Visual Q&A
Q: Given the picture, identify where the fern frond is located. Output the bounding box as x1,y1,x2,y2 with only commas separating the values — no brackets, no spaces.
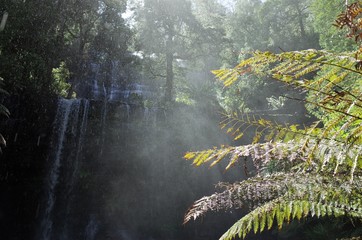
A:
185,140,307,173
186,137,362,179
191,22,362,238
184,173,297,224
0,104,10,117
0,77,9,118
216,49,362,102
221,112,320,144
219,198,362,240
185,171,362,240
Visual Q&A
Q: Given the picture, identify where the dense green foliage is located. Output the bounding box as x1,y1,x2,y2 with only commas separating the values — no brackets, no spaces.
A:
4,0,362,239
310,0,356,51
217,0,320,114
0,0,132,98
133,0,230,105
184,2,362,239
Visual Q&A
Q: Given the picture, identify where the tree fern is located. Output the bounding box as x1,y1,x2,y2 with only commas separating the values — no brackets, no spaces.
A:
184,3,362,239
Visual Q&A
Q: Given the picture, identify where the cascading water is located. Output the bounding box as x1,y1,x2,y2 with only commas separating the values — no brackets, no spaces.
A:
38,99,89,240
37,60,152,240
99,83,108,157
36,60,224,240
60,99,89,240
40,99,73,240
85,214,99,240
108,60,121,102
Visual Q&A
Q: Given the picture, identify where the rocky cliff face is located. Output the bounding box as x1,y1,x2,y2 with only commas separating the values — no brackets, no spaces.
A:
0,93,57,239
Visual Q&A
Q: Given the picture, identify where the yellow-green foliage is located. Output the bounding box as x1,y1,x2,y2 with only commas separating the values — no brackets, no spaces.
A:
184,48,362,239
52,61,71,97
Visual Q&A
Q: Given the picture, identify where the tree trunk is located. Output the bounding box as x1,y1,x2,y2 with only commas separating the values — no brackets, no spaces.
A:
164,31,174,103
295,3,306,39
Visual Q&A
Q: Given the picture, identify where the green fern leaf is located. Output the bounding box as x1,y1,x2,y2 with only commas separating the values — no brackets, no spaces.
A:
259,210,267,232
267,207,276,230
276,203,284,230
285,201,292,223
302,200,310,217
253,214,259,234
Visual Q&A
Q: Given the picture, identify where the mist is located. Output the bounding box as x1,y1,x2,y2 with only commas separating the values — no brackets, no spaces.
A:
0,0,323,239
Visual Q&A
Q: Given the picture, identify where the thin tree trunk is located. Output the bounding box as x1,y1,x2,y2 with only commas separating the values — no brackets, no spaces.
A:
295,3,306,39
164,31,174,103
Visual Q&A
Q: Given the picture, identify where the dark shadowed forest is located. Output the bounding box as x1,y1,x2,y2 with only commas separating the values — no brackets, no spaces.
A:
1,0,362,239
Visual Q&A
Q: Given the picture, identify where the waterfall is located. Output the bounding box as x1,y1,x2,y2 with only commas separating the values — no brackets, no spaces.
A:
40,99,73,240
99,82,108,157
126,103,130,120
108,60,120,102
39,99,89,240
144,106,149,122
99,99,108,157
60,99,89,240
85,214,99,240
37,60,161,240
